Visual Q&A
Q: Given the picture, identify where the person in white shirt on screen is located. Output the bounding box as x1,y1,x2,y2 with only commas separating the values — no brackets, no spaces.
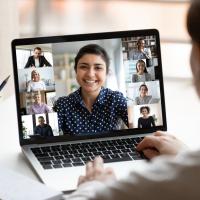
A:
64,1,200,199
27,70,46,92
129,38,152,60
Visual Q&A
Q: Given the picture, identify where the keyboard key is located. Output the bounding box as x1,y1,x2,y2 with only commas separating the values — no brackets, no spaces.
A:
101,155,111,160
81,157,92,162
53,164,62,168
120,148,131,153
38,157,54,162
43,165,52,169
72,158,82,163
110,154,120,159
54,155,64,160
104,157,132,163
63,163,72,168
40,161,52,166
111,149,121,154
52,160,61,165
72,162,84,166
62,158,71,164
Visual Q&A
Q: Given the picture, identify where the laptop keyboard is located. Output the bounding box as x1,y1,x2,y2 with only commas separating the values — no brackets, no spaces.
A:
31,137,145,170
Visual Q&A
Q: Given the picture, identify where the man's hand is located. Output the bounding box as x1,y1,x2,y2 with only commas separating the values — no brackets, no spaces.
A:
78,156,116,187
137,131,188,159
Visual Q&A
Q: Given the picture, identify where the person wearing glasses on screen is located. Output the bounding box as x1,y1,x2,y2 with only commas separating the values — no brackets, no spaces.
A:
129,38,152,60
56,44,128,135
27,70,46,92
24,47,52,68
132,60,152,82
29,93,51,114
63,1,200,199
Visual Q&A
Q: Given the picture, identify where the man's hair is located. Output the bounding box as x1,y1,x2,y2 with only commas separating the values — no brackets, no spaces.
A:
187,0,200,43
74,44,110,73
137,38,145,45
34,47,42,51
38,116,44,120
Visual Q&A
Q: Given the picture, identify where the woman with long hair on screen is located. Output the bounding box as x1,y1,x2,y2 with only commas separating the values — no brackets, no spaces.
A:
56,44,128,135
132,60,152,82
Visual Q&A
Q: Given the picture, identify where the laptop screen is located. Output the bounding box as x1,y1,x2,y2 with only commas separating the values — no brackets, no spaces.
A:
12,29,166,144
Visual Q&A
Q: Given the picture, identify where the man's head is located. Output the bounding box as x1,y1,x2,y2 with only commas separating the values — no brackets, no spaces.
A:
33,93,41,103
33,47,42,58
137,38,145,49
187,0,200,97
38,116,45,126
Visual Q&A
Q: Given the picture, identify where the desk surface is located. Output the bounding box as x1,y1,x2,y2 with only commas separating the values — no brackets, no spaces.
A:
0,78,200,183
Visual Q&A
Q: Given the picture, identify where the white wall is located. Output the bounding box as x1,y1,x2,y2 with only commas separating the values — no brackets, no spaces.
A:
0,0,19,102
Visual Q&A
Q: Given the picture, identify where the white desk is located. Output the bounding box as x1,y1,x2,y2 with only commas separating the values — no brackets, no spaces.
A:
1,78,200,183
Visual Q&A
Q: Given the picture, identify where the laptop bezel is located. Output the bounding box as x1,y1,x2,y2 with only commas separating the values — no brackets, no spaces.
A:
11,29,167,146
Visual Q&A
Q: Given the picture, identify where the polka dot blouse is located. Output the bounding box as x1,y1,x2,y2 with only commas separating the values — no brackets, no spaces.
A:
56,87,128,135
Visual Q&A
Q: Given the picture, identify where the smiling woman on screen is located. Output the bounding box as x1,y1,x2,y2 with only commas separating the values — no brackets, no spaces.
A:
56,44,128,135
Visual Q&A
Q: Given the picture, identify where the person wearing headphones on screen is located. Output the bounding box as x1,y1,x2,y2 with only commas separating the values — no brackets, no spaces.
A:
64,1,200,199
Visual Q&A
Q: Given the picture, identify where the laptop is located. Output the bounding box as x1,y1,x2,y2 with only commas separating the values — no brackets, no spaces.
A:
11,29,167,192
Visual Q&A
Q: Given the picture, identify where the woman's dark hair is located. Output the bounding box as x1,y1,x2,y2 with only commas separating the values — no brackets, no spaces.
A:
187,0,200,43
139,84,148,91
74,44,110,73
136,60,148,73
140,106,150,114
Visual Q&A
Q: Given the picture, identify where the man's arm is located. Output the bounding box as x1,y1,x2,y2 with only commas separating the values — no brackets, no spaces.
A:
65,150,200,200
24,56,33,68
41,56,52,67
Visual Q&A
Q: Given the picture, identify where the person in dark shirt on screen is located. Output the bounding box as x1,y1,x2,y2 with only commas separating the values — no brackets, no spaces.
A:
24,47,52,68
34,116,53,137
138,106,155,128
56,44,128,135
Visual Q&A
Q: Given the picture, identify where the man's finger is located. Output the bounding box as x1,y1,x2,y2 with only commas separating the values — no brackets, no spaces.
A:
143,149,160,159
136,135,160,151
86,161,93,177
154,131,166,136
93,156,104,168
93,156,104,176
